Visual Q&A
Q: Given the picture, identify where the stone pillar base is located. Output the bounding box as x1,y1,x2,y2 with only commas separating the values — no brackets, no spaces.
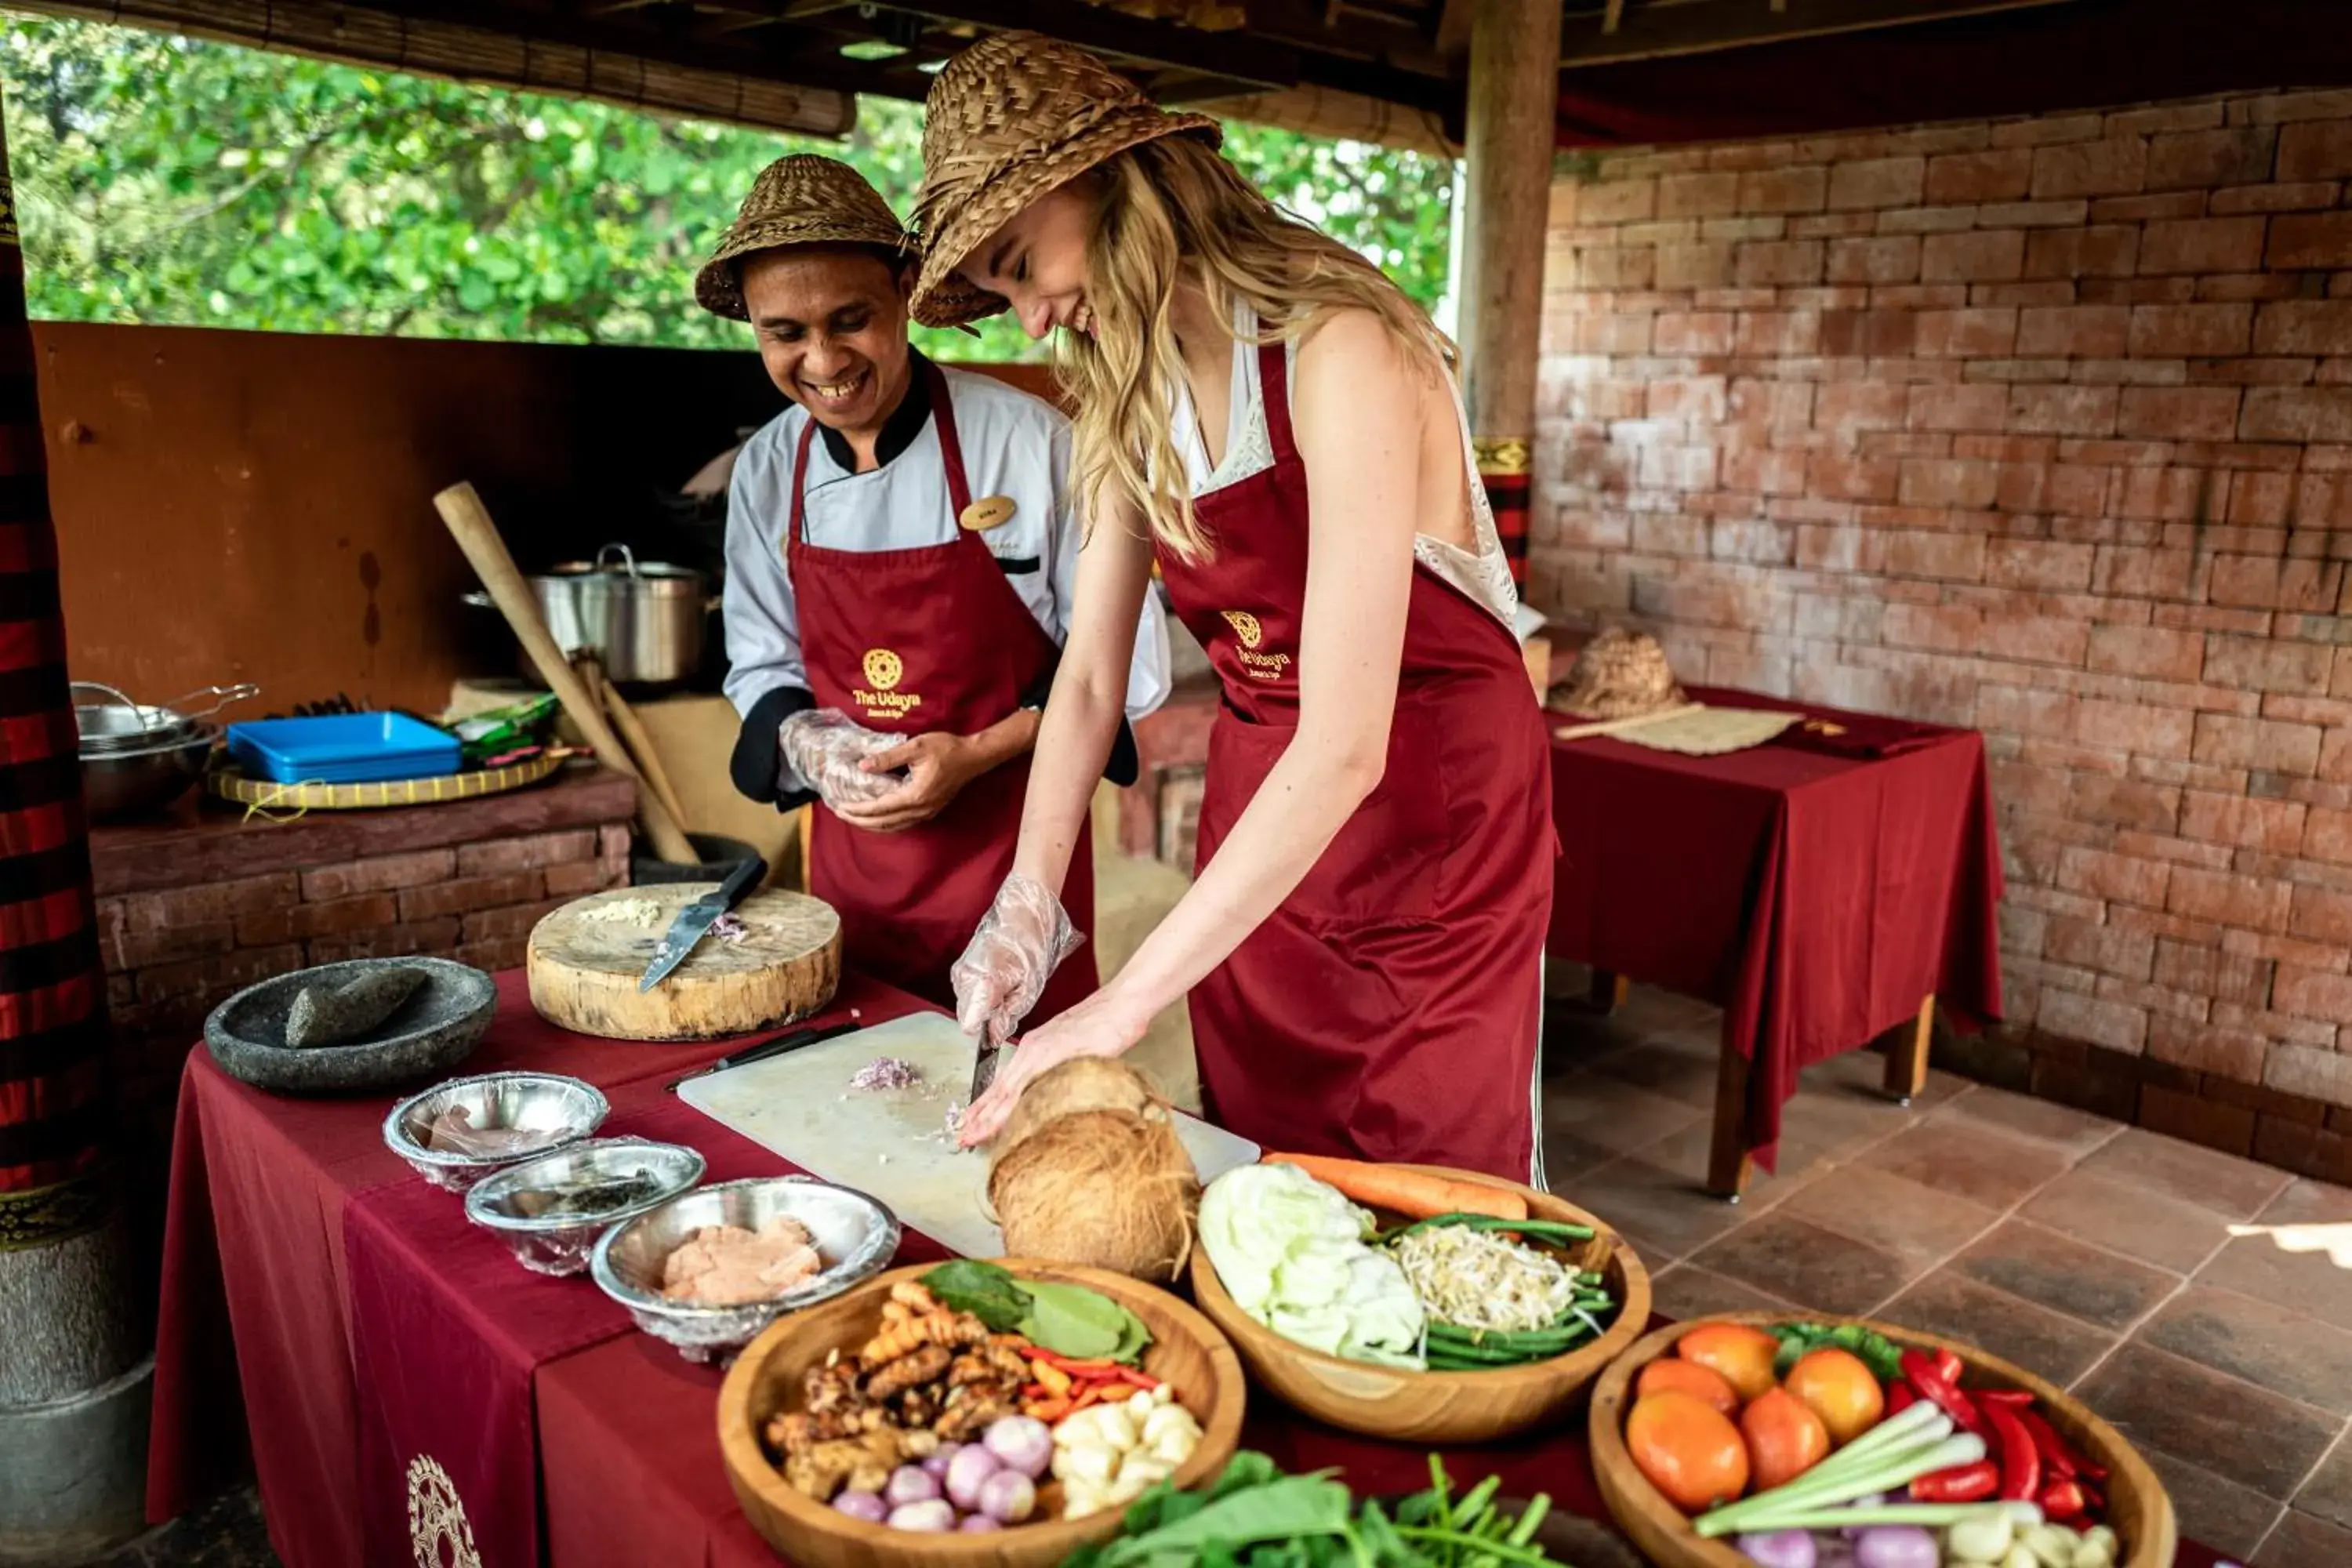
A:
0,1354,153,1565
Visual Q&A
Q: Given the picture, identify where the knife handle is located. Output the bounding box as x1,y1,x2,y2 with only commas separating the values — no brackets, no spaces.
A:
717,854,768,907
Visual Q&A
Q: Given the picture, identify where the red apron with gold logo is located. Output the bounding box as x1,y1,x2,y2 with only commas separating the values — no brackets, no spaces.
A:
1154,343,1552,1183
787,362,1097,1021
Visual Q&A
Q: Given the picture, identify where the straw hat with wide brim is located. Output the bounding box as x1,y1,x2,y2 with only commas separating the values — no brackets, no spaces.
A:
909,31,1221,329
694,154,912,321
1553,629,1689,720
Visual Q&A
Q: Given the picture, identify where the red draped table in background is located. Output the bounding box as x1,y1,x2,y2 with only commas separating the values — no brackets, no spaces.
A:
1547,687,2005,1195
152,960,2228,1568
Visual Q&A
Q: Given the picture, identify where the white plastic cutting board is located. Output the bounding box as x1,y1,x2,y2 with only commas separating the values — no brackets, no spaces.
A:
677,1011,1258,1259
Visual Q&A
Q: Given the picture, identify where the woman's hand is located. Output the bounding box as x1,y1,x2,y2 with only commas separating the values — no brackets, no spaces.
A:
956,984,1151,1147
833,732,979,833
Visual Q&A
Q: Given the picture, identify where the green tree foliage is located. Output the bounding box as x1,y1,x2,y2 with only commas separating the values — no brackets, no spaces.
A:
0,16,1454,361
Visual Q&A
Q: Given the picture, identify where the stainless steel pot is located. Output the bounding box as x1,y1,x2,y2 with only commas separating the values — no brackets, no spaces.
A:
463,543,710,686
81,724,217,820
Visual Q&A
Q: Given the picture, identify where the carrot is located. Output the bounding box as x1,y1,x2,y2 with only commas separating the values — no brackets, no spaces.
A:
1262,1153,1528,1222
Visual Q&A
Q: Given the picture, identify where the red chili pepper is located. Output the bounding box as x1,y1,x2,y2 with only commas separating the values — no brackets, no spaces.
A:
1899,1348,1987,1438
1983,1399,2042,1503
2078,1479,2107,1515
1935,1348,1965,1385
1976,1388,2035,1407
2038,1477,2089,1523
1029,1351,1125,1374
1909,1461,2001,1503
1885,1382,1918,1417
1112,1367,1164,1392
2014,1406,2077,1479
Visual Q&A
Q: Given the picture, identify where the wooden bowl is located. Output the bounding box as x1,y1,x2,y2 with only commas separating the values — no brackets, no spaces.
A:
1186,1164,1653,1443
1590,1313,2176,1568
717,1259,1246,1568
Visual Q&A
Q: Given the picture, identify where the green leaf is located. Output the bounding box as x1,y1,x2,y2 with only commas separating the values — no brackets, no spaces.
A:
1094,1475,1355,1568
919,1260,1029,1332
1016,1279,1135,1359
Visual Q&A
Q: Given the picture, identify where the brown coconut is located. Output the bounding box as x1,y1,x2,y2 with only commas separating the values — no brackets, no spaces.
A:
996,1057,1167,1157
985,1108,1198,1283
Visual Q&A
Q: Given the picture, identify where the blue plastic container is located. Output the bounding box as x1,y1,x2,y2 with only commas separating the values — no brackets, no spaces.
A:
227,713,462,785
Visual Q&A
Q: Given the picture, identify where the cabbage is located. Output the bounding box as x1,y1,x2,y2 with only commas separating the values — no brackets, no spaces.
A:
1197,1164,1425,1367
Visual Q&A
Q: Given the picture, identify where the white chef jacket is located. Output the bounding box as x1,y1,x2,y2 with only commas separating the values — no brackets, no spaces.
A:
722,362,1174,789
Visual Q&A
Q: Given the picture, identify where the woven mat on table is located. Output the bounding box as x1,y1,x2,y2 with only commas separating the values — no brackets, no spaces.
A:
207,751,561,811
1571,705,1802,757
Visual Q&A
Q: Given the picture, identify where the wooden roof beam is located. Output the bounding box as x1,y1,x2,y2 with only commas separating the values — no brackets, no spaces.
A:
1560,0,2085,68
868,0,1303,87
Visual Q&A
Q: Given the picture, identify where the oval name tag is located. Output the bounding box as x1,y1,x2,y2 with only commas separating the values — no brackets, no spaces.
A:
960,495,1017,532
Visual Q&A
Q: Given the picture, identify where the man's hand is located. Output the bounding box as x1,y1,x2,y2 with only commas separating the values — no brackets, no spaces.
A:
833,731,980,833
777,709,903,812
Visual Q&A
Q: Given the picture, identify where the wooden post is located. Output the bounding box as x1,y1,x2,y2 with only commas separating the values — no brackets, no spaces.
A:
1457,0,1561,590
1883,994,1936,1103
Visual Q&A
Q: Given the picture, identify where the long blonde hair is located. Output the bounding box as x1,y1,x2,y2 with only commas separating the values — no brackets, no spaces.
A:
1055,136,1452,563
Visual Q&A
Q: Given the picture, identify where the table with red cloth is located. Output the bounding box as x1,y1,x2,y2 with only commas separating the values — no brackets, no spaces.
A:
151,965,2236,1568
1547,686,2005,1195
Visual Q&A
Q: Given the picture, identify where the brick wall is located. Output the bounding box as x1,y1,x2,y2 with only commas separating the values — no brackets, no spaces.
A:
1534,87,2352,1177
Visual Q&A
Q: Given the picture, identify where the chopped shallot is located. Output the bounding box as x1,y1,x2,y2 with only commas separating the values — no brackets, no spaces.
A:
848,1057,923,1091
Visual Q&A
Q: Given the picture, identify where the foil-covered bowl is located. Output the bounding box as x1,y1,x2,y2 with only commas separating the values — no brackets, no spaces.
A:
383,1071,608,1192
590,1176,899,1363
462,1137,706,1276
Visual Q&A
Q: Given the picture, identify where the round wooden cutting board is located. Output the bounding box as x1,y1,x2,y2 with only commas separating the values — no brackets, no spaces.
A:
527,884,842,1041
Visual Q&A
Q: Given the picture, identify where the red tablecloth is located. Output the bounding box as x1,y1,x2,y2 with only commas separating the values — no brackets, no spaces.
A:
1548,688,2005,1171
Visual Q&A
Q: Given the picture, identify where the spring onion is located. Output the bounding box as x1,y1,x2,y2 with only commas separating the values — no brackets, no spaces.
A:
1696,1402,1987,1538
1704,1501,2040,1535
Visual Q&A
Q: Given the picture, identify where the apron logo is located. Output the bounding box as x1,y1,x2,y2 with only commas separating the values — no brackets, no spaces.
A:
960,494,1017,531
406,1454,483,1568
1221,610,1290,682
855,647,922,720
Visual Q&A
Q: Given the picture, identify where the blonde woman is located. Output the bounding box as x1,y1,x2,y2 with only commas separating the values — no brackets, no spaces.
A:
928,34,1552,1185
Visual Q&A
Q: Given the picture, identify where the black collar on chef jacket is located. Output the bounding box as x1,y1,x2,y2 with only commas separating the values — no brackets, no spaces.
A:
813,347,935,474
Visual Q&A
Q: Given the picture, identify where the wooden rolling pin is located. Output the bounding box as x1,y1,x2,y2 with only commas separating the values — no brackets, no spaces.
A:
434,481,699,865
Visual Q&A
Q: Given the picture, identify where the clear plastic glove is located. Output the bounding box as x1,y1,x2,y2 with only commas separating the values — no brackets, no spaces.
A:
949,871,1083,1047
777,709,903,811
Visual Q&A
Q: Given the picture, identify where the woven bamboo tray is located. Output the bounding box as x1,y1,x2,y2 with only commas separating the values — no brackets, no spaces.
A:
1188,1164,1652,1443
1589,1312,2174,1568
207,751,561,811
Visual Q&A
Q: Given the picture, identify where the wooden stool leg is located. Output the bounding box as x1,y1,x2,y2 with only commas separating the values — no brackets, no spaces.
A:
1708,1033,1756,1201
1883,994,1935,1105
1588,968,1630,1014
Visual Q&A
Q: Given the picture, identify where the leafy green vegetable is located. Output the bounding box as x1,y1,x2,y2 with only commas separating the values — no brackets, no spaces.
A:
1771,1320,1907,1382
1198,1164,1426,1368
918,1260,1029,1332
1018,1280,1145,1361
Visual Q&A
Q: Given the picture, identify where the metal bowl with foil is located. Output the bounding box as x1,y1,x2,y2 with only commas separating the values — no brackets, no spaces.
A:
382,1071,609,1192
463,1137,706,1277
590,1175,899,1363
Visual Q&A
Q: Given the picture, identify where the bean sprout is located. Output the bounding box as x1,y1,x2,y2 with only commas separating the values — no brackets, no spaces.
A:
1391,1225,1575,1333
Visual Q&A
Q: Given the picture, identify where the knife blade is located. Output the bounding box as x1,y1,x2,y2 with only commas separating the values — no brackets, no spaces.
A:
638,855,767,993
968,1035,1002,1103
663,1019,861,1094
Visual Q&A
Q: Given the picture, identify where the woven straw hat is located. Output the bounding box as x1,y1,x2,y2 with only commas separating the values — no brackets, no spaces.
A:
1554,629,1688,719
909,31,1221,328
695,154,911,321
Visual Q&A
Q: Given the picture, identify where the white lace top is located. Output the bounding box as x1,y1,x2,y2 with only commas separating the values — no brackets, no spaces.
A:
1167,299,1519,630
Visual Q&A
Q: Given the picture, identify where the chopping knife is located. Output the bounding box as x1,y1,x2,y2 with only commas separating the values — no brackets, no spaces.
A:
969,1030,1004,1104
664,1019,861,1094
638,856,768,992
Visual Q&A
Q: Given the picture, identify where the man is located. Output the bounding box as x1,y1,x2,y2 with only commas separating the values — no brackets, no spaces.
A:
701,154,1171,1021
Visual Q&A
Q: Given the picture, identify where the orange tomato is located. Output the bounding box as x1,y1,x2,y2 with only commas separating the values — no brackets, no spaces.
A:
1783,1347,1886,1445
1636,1357,1740,1417
1626,1391,1751,1512
1740,1387,1831,1491
1675,1322,1780,1403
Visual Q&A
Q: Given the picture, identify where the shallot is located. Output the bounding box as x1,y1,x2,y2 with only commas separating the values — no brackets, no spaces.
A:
885,1500,954,1533
1851,1526,1939,1568
957,1515,1001,1533
982,1414,1053,1479
1734,1530,1818,1568
829,1490,886,1524
977,1468,1036,1525
883,1465,938,1509
944,1443,1002,1512
920,1443,962,1480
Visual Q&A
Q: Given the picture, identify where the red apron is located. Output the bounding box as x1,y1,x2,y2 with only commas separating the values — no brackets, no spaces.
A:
787,362,1098,1021
1155,343,1553,1184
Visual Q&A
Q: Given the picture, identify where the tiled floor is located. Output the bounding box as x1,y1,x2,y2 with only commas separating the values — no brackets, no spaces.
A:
1543,978,2352,1568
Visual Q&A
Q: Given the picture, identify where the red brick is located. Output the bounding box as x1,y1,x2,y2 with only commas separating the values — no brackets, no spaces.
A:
1880,528,1987,581
1719,449,1808,497
307,920,461,965
1814,381,1909,434
2245,90,2352,126
2147,1014,2269,1080
2117,385,2244,440
1824,236,1922,285
2207,554,2340,612
2153,938,2278,1006
2114,829,2233,871
2293,885,2352,948
2193,712,2325,774
107,920,236,971
1734,310,1820,356
1905,383,2009,433
2128,303,2253,357
1924,148,2032,204
1656,172,1741,220
1922,229,2025,284
454,938,532,975
2212,181,2340,215
1915,308,2019,358
2138,216,2270,275
543,859,619,898
2037,986,2149,1053
2305,805,2352,864
2006,384,2118,437
136,943,309,1005
1804,454,1901,502
2074,697,2194,759
1578,176,1657,226
1985,539,2096,591
2085,623,2201,682
2024,226,2140,279
1734,239,1825,287
2202,634,2335,694
397,871,545,923
2142,1083,2257,1155
1652,310,1734,353
2180,789,2309,852
2092,192,2209,223
2031,139,2149,199
456,829,597,877
1709,517,1795,561
1996,461,2108,515
1727,377,1814,427
2276,964,2352,1020
122,873,299,931
2107,103,2226,138
1826,156,1925,210
2270,212,2352,270
2256,301,2352,358
299,848,457,902
1896,459,1998,509
2071,773,2183,832
2147,126,2280,190
1818,309,1915,357
1652,243,1731,290
1737,166,1828,215
2014,305,2129,359
461,898,572,943
2045,915,2158,980
2170,865,2294,930
2279,121,2352,181
2240,387,2352,442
